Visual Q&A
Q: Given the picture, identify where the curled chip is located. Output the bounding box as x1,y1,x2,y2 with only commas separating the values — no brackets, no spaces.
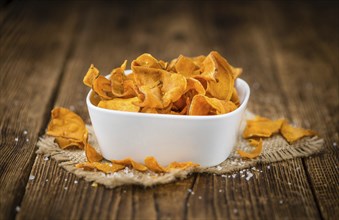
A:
84,51,242,116
242,116,284,138
83,64,100,87
76,162,125,173
167,161,199,170
237,138,263,159
85,143,103,162
112,158,148,172
281,121,317,144
144,156,168,172
98,97,140,112
54,137,84,149
47,107,87,148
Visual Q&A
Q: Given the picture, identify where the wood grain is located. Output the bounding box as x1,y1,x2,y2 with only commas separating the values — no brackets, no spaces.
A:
0,2,79,219
260,2,339,219
1,1,337,219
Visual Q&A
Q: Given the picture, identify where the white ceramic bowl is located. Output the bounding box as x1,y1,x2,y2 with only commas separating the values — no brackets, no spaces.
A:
86,72,250,167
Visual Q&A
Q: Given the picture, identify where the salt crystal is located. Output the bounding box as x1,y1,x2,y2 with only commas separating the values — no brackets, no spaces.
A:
260,170,263,173
246,173,253,181
15,206,21,212
69,105,75,111
232,174,237,178
43,156,49,161
251,167,256,170
74,180,78,184
216,165,222,171
240,170,243,174
221,174,227,178
64,178,68,182
91,182,98,188
267,165,270,169
241,175,245,178
29,175,35,181
15,137,19,142
188,189,193,193
45,179,49,182
64,187,68,190
219,189,222,193
123,190,126,193
23,130,28,135
233,208,238,214
26,138,29,142
279,200,283,204
288,182,292,185
198,196,202,199
333,142,337,147
191,191,195,195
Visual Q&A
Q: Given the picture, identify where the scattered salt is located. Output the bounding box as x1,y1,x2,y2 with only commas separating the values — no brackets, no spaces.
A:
240,170,243,174
123,190,126,193
15,206,21,212
279,200,283,204
241,175,245,178
221,174,227,178
333,142,337,147
233,208,238,214
26,138,29,142
219,189,223,193
29,175,35,181
198,196,202,200
15,137,19,142
69,105,75,111
232,174,237,178
23,130,28,135
188,189,193,193
251,167,256,170
74,180,78,184
43,156,49,161
91,182,98,188
216,165,222,171
246,172,254,181
288,182,292,185
64,178,68,182
45,179,49,182
191,191,195,195
64,187,68,190
267,165,270,169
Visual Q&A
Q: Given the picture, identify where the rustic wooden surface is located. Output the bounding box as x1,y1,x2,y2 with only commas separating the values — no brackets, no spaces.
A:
0,1,338,220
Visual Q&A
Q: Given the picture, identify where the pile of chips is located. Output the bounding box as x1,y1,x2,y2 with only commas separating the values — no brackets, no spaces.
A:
83,51,242,115
46,107,199,173
238,116,317,159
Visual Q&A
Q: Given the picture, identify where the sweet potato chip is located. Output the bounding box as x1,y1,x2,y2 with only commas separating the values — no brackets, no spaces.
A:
93,75,113,99
98,97,140,112
133,53,162,69
281,121,317,144
47,107,87,144
167,161,199,170
237,138,263,159
144,156,168,172
174,55,198,77
230,88,240,107
85,143,103,162
112,158,148,172
242,116,284,138
54,137,84,149
83,64,100,88
76,162,125,173
189,94,226,115
110,60,137,98
137,84,163,108
162,72,187,107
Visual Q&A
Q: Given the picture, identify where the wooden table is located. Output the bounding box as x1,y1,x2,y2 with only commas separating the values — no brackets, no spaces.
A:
1,1,338,219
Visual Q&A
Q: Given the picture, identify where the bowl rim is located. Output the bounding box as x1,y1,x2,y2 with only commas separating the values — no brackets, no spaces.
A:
86,75,250,120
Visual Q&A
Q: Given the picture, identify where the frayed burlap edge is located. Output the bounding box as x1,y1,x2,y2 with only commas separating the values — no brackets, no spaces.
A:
36,112,324,188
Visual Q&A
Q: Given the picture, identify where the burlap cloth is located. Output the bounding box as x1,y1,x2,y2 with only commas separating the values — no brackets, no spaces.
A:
36,111,324,188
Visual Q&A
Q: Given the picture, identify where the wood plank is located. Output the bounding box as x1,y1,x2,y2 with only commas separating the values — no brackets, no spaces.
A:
16,1,328,219
259,1,339,219
0,2,80,219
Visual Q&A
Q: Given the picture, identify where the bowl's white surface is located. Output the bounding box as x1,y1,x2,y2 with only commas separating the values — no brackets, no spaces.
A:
86,74,250,167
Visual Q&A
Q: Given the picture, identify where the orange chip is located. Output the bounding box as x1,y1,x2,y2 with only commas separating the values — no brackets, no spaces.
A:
190,55,206,68
133,53,162,69
161,72,187,107
136,84,164,108
185,77,206,96
85,143,103,162
230,88,240,107
47,107,87,144
198,53,218,81
112,158,148,172
55,137,84,149
237,138,263,159
98,97,140,112
242,116,284,138
83,64,100,88
76,162,125,173
174,55,198,77
167,161,199,170
92,75,113,99
280,121,317,144
189,94,227,115
144,156,168,172
247,138,260,147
